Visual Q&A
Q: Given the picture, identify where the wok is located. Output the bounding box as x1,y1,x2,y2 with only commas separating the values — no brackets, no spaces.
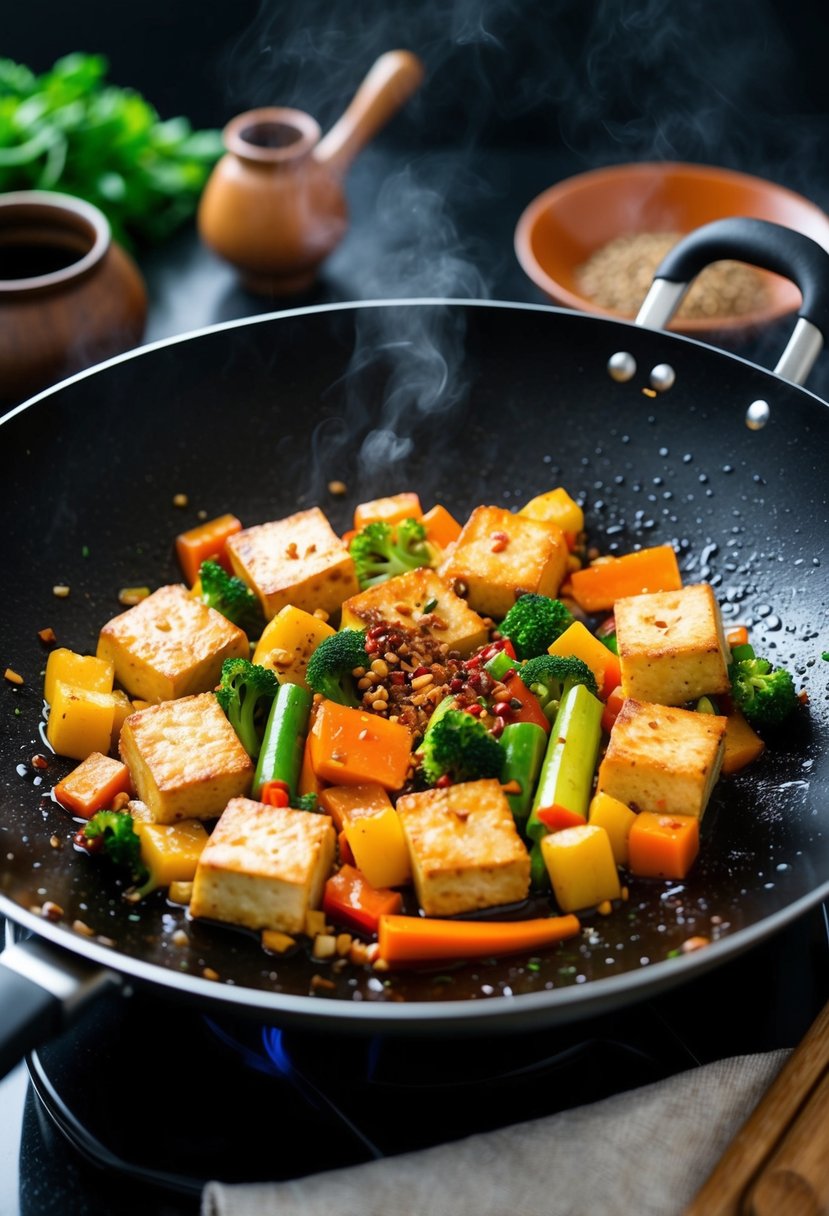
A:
1,218,828,1071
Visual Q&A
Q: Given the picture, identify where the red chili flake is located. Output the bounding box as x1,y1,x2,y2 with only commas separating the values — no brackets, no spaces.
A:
490,531,510,553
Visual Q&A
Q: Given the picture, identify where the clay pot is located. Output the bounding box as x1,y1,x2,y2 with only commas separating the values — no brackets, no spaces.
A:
0,191,147,405
197,50,424,296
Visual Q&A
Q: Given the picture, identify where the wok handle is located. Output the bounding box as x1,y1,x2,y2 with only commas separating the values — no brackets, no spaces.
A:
636,217,829,385
0,936,118,1080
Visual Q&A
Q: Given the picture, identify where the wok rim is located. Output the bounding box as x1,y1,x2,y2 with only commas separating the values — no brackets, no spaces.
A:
2,296,828,1030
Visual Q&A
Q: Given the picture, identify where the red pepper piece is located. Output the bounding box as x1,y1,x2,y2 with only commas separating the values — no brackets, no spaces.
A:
259,780,290,807
502,673,551,733
601,686,626,734
322,864,403,935
535,805,587,832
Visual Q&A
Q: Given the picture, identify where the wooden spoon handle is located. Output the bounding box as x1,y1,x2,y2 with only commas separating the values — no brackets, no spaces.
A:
313,50,424,173
683,998,829,1215
747,1066,829,1215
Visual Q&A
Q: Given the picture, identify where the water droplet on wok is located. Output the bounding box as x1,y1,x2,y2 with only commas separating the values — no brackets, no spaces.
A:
764,615,782,631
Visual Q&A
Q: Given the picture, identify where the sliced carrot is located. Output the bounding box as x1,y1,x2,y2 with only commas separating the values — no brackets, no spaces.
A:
377,912,581,964
259,780,290,807
421,504,462,549
175,513,242,586
722,710,766,774
627,812,700,880
601,686,626,734
298,733,326,798
309,701,412,790
727,625,749,649
535,805,587,832
323,865,403,935
318,782,394,832
54,752,132,819
353,493,422,531
342,529,357,546
569,545,682,613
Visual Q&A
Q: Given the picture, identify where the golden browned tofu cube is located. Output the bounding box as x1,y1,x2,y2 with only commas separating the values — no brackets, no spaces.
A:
340,568,488,657
119,693,254,823
189,796,336,934
438,505,568,619
97,584,249,704
597,698,727,820
226,507,358,620
616,582,731,706
396,779,530,916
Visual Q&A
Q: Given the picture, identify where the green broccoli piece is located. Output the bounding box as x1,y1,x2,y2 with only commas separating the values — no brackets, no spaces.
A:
419,708,504,786
215,658,280,758
306,629,369,707
349,518,432,589
730,656,799,727
291,792,318,812
519,654,598,719
81,809,144,873
199,559,264,637
499,594,574,659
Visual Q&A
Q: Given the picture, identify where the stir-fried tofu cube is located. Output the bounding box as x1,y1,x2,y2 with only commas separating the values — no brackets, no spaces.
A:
615,583,731,705
189,796,336,934
438,505,568,619
396,779,530,916
119,692,254,823
340,567,488,657
97,584,249,704
226,507,358,620
597,698,727,820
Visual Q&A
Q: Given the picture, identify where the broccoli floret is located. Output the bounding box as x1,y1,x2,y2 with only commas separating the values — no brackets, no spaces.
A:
291,792,318,812
199,559,264,637
349,518,432,589
419,708,504,786
81,809,144,873
519,654,598,719
499,594,574,659
730,656,799,727
215,657,280,757
306,629,369,707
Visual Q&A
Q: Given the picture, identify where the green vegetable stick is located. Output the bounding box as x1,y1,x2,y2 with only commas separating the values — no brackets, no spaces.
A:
484,649,516,681
252,682,312,799
499,721,547,822
527,683,603,844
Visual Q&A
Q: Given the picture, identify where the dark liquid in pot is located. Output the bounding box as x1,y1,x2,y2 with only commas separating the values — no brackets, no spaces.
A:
0,241,83,280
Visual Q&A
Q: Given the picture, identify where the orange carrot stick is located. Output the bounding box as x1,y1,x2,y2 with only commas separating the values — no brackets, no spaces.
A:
175,513,242,586
627,812,700,880
54,752,132,819
569,545,682,613
377,912,580,963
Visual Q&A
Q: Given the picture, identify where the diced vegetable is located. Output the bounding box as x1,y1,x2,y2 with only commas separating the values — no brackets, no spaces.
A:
540,824,621,912
318,783,394,832
518,487,584,537
354,492,422,530
726,626,749,649
527,683,604,844
587,791,636,866
500,672,552,733
343,804,411,888
54,752,132,819
569,545,682,613
722,709,766,774
498,722,547,821
46,681,116,761
323,865,402,934
309,702,412,790
377,912,581,963
601,686,626,734
547,620,620,698
627,812,700,880
252,682,313,799
421,504,462,549
298,733,326,799
133,819,209,887
175,513,242,586
535,805,587,833
252,605,336,689
44,648,113,705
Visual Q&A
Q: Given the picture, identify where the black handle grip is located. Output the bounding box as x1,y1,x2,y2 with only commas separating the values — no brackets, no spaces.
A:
654,217,829,339
0,960,62,1080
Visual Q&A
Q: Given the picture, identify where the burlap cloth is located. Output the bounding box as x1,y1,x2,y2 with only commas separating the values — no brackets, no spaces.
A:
202,1048,788,1216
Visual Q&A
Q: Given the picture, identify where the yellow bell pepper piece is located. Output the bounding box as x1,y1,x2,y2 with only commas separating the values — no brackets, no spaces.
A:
133,819,209,887
44,648,113,706
46,681,116,761
252,604,335,689
588,791,637,866
541,823,621,913
548,621,616,691
519,487,584,537
344,805,411,889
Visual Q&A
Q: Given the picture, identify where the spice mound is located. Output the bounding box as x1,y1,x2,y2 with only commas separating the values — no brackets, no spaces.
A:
575,231,770,321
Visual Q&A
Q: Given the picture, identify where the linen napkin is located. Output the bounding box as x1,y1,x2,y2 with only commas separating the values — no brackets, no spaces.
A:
202,1048,788,1216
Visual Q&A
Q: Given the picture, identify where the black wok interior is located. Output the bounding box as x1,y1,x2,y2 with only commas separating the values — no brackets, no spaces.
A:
1,301,828,1027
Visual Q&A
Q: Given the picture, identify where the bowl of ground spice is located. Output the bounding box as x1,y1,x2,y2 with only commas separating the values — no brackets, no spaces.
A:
515,162,829,335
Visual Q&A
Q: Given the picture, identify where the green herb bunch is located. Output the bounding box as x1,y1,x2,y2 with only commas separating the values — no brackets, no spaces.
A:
0,53,223,248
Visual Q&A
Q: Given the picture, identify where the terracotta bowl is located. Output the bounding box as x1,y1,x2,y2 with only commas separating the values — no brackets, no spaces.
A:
514,162,829,335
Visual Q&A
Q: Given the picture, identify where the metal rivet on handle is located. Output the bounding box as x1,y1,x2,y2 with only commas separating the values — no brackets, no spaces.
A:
649,363,676,392
608,351,636,382
745,399,771,430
